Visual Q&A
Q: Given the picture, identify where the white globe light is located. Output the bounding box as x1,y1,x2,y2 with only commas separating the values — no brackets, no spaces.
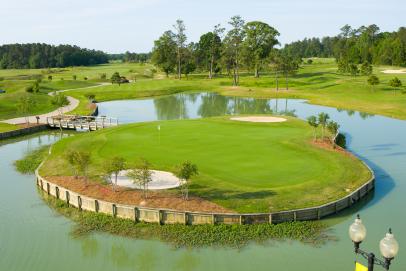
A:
349,216,367,243
380,230,399,259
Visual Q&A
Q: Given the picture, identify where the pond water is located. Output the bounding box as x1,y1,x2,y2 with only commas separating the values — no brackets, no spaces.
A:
1,92,405,271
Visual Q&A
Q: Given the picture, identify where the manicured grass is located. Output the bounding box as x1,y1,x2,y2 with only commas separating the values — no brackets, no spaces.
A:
0,123,19,132
41,117,371,213
39,80,97,93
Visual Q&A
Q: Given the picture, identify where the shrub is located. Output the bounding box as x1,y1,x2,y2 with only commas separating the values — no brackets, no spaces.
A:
43,196,329,249
389,77,402,88
14,145,49,174
335,133,347,149
360,62,373,76
25,86,34,93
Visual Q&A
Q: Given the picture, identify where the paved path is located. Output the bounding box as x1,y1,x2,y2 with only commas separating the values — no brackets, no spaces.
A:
1,83,110,125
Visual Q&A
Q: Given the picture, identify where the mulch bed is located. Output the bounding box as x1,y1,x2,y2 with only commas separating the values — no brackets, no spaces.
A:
46,176,231,214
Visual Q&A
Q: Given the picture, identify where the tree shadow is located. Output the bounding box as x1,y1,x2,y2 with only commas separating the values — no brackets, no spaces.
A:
190,184,277,200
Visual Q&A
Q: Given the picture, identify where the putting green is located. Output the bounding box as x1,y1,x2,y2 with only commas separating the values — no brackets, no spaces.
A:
41,116,372,213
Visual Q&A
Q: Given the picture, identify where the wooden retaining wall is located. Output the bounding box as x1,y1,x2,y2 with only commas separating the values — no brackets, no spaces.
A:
0,124,48,140
36,167,375,225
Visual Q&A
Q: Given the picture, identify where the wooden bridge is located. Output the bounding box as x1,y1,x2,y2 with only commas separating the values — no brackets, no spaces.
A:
46,115,118,131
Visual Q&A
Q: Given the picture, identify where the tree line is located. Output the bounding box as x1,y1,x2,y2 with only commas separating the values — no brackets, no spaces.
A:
0,43,109,69
151,16,299,87
108,52,152,63
283,25,406,67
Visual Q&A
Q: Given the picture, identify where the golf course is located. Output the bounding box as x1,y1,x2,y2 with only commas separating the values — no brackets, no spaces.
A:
39,116,371,213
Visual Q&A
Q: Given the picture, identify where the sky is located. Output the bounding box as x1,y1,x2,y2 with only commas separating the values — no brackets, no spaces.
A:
0,0,405,53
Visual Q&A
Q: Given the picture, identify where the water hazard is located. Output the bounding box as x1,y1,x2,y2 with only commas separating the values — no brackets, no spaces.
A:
1,93,405,270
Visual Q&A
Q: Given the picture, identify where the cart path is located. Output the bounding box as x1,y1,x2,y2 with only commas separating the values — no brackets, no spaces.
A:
1,83,110,125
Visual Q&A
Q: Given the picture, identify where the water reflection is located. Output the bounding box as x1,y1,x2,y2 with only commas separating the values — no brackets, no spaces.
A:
99,93,299,123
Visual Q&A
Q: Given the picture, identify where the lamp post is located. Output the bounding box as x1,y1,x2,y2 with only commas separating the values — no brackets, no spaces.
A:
349,214,399,271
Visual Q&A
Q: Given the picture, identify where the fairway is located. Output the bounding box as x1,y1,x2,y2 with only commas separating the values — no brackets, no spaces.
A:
41,116,371,213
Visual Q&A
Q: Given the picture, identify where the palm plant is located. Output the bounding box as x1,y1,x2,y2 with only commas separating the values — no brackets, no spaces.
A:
318,112,330,140
307,115,319,141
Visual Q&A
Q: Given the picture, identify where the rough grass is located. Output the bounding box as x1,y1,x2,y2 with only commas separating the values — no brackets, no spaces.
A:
14,145,49,174
41,117,371,213
44,195,331,249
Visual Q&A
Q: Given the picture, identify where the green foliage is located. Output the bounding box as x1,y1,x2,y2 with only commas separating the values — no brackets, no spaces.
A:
242,21,280,78
17,94,35,119
45,196,329,249
318,112,330,139
0,43,108,69
349,64,359,76
111,72,122,85
389,77,402,88
223,15,246,86
103,156,126,188
360,62,373,76
126,159,153,199
176,161,198,200
284,25,406,67
14,145,49,174
307,115,319,141
51,93,69,107
152,30,178,76
25,81,40,93
327,121,340,147
335,133,347,149
84,93,96,101
65,150,91,179
197,27,223,78
367,75,380,91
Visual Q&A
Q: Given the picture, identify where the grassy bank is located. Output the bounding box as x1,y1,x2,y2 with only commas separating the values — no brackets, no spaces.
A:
44,194,330,248
41,117,371,213
0,123,19,132
14,145,49,174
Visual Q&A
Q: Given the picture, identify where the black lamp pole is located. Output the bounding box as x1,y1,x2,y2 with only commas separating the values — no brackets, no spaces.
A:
353,240,393,271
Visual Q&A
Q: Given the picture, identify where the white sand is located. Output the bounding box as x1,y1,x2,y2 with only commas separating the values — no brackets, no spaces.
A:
230,116,287,123
382,69,406,74
115,170,182,190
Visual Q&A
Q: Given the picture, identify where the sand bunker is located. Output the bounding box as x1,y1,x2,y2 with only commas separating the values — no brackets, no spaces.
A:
230,116,287,123
382,69,406,74
114,170,182,190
